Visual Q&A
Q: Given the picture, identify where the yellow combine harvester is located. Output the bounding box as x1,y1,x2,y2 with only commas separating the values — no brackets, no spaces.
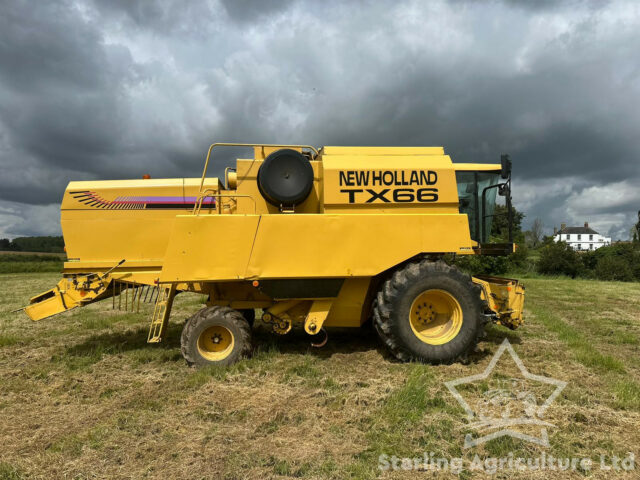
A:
25,144,524,366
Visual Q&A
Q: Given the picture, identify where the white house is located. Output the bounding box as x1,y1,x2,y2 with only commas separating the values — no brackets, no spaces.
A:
553,222,611,251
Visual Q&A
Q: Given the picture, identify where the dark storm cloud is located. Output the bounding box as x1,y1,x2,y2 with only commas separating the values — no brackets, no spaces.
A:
452,0,609,12
0,0,639,239
89,0,220,35
220,0,296,23
0,2,104,92
0,0,142,204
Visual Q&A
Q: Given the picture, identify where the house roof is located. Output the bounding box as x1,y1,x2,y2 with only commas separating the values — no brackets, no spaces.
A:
557,226,599,235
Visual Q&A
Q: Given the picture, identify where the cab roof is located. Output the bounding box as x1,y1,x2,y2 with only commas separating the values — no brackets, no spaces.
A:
453,163,501,172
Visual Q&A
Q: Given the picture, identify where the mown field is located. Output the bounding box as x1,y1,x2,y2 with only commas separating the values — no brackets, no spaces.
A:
0,272,639,479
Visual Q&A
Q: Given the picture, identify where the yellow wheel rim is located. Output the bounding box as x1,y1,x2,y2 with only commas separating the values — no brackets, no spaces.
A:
409,289,463,345
197,325,234,361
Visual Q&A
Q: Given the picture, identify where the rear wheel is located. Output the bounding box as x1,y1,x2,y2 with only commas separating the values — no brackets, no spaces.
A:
373,260,483,363
181,306,251,366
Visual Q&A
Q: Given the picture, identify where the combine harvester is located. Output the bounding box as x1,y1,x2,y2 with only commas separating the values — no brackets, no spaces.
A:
25,144,524,366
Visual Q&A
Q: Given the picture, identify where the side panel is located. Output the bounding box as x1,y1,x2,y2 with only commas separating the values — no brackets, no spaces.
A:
62,178,219,268
159,213,474,282
322,154,460,213
160,215,261,281
62,210,181,266
324,278,372,328
245,214,473,278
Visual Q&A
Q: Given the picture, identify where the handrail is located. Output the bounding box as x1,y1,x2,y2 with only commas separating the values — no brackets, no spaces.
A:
480,183,504,243
197,142,319,194
193,189,257,215
193,188,216,215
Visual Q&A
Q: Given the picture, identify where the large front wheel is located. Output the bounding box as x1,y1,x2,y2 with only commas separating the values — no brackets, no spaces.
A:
373,261,484,363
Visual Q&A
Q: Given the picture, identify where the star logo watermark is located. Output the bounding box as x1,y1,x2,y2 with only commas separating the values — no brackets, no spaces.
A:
445,338,567,448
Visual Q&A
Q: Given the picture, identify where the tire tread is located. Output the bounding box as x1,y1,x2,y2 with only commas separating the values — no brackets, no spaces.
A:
372,260,485,363
181,306,251,366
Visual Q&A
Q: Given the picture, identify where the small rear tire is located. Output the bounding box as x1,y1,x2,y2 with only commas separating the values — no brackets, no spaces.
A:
181,306,252,367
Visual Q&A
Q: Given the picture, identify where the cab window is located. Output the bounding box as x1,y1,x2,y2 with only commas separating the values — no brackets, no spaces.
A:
456,171,501,243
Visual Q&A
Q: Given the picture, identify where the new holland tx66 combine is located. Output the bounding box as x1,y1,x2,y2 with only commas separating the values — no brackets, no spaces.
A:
25,144,524,366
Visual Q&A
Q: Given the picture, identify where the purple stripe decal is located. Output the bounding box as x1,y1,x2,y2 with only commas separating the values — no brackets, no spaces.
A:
70,191,216,210
112,196,215,204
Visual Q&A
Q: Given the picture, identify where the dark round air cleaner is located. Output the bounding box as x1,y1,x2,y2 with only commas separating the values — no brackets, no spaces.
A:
257,149,314,206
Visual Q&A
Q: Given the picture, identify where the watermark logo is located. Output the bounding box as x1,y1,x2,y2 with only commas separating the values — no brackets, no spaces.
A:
378,338,635,474
378,452,635,474
445,338,567,448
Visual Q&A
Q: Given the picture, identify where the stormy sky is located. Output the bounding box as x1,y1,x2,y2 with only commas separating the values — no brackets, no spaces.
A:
1,0,639,239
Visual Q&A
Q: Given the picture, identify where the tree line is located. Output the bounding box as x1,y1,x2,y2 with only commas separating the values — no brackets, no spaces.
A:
0,236,64,253
453,205,640,282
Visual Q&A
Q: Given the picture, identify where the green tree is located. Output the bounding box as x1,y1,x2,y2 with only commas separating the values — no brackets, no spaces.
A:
537,241,582,278
586,242,640,280
452,254,509,275
490,204,525,243
529,218,544,247
595,256,634,281
9,236,64,253
453,204,528,276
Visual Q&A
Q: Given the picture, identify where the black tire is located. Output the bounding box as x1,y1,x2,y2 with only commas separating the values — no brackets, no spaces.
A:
239,308,255,327
373,260,484,363
181,306,251,367
257,149,314,206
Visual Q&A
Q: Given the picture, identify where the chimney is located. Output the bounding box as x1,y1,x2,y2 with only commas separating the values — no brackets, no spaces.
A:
584,222,589,228
561,223,566,230
553,227,557,235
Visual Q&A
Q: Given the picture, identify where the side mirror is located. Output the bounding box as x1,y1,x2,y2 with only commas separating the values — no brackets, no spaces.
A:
500,154,511,179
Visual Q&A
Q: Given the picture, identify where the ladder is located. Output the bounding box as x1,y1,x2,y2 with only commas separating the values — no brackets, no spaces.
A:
147,284,177,343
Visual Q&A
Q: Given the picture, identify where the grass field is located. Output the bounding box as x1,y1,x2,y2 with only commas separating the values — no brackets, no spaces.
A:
1,273,639,479
0,254,64,274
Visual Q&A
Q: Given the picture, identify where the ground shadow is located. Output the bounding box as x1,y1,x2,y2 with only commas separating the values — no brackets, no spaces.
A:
251,321,391,360
483,324,523,345
464,325,523,364
61,322,182,359
60,318,523,367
